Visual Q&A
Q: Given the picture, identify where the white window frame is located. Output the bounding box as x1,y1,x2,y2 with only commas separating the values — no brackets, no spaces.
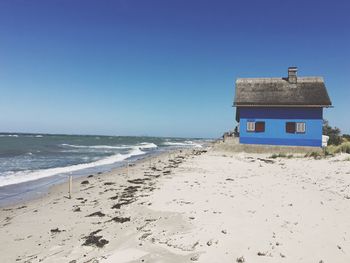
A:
296,122,306,133
247,121,255,132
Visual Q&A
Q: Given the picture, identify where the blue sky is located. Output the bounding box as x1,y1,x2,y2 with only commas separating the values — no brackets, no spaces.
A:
0,0,349,138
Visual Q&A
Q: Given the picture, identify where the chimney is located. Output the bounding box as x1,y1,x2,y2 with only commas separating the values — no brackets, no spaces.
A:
288,67,298,84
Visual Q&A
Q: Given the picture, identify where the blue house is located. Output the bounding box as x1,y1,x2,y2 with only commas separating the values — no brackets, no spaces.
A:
233,67,332,147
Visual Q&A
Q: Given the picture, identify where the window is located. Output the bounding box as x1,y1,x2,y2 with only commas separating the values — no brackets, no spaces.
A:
286,122,296,133
255,122,265,132
296,122,306,133
247,121,265,132
247,121,255,132
286,122,306,134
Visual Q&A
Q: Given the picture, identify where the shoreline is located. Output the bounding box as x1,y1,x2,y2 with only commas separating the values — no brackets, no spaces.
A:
0,146,207,263
0,146,184,208
1,143,350,262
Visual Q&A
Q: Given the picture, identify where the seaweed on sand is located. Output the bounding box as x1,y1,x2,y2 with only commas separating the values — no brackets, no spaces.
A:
86,211,105,217
110,216,130,223
82,229,109,248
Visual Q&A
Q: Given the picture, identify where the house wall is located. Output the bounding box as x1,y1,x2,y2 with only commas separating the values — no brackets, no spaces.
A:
238,107,323,147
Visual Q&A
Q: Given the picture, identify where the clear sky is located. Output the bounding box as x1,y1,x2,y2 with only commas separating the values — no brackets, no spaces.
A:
0,0,349,138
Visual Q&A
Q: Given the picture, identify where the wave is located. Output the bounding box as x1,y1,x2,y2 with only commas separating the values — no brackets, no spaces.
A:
0,134,44,138
162,141,202,148
0,134,19,137
61,144,129,149
61,142,158,150
138,142,158,149
0,148,145,187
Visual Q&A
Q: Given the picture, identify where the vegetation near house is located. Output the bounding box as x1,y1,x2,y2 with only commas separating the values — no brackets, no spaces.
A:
342,134,350,142
325,142,350,155
323,120,342,145
309,120,350,157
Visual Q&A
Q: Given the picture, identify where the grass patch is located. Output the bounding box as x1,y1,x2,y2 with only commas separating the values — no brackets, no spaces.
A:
337,142,350,154
304,142,350,159
270,153,285,159
305,151,322,159
269,153,293,159
325,142,350,155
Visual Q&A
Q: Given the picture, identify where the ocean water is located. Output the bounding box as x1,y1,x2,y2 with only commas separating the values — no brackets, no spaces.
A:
0,133,204,205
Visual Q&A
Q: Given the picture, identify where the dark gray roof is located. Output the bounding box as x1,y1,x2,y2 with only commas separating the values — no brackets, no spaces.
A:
234,77,332,107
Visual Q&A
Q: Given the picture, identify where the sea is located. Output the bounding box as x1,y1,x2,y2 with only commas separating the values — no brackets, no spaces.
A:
0,133,205,206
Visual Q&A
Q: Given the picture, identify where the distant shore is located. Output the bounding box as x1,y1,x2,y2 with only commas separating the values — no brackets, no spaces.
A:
1,142,350,263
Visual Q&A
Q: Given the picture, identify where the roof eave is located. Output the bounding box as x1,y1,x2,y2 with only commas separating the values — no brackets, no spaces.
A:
233,104,332,108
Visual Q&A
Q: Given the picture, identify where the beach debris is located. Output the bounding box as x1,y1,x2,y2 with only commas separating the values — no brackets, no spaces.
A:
206,240,213,246
104,182,115,186
73,207,81,212
236,256,245,262
87,174,94,178
151,166,162,172
192,241,199,250
110,184,140,210
144,173,160,178
110,216,130,223
81,180,89,185
190,254,199,261
109,194,119,200
280,253,286,258
257,251,267,256
127,178,149,184
140,232,152,240
193,149,207,155
4,216,12,225
226,178,234,181
50,228,64,234
86,211,105,217
82,229,109,248
111,199,134,209
111,203,123,209
257,158,275,164
221,229,227,234
124,185,140,196
17,205,27,210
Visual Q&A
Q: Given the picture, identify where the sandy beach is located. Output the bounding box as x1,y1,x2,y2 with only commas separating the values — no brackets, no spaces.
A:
1,143,350,263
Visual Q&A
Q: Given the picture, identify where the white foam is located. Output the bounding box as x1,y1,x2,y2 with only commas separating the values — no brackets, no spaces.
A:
0,134,19,137
0,148,145,187
61,144,130,149
163,140,202,148
61,142,158,150
138,142,158,149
